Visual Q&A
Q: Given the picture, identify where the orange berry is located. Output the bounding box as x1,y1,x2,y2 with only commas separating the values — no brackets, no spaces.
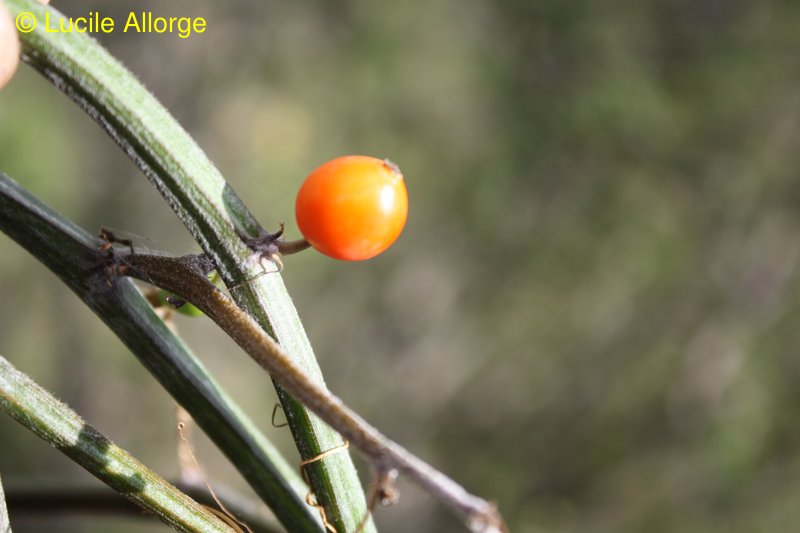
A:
295,155,408,261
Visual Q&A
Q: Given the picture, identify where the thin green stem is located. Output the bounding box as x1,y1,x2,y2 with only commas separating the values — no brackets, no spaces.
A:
0,354,230,532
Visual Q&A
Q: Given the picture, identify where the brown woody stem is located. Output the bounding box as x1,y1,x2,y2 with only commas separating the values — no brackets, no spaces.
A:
114,246,507,533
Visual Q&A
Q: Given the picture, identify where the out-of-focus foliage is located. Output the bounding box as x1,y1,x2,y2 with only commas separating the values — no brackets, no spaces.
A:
3,0,800,531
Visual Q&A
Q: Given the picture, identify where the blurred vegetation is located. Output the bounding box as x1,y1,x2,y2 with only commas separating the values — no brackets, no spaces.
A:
3,0,800,531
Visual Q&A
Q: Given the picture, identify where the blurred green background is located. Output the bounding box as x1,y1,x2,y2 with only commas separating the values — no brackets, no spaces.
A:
3,0,800,531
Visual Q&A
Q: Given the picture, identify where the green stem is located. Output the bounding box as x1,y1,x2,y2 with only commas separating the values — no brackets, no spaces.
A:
0,354,230,532
0,173,321,532
5,1,371,529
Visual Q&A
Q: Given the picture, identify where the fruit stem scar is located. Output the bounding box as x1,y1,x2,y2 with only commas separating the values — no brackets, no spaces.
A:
382,158,402,177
